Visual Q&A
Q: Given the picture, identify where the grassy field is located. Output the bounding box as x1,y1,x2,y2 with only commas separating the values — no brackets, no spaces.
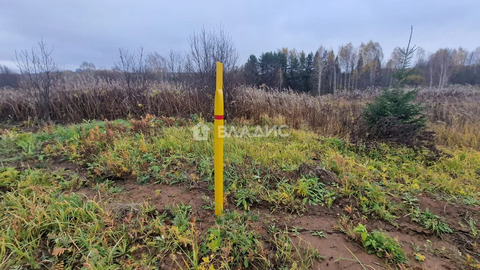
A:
1,111,480,269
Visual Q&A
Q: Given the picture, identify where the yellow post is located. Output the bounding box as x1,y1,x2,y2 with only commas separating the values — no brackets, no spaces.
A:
214,62,224,216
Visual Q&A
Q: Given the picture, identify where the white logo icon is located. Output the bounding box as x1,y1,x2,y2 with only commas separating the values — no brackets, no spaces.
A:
192,123,211,141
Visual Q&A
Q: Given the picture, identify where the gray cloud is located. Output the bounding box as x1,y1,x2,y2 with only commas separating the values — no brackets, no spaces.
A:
1,0,479,70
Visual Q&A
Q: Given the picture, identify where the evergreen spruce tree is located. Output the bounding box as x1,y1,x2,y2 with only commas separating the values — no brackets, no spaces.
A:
363,27,430,146
244,55,260,86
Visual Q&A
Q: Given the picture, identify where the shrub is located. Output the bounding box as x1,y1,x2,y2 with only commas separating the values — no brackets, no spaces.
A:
360,86,442,162
363,88,426,143
360,28,439,153
354,223,407,264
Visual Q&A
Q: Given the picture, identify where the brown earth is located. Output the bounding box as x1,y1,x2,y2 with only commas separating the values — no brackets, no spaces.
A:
27,158,479,269
74,175,474,269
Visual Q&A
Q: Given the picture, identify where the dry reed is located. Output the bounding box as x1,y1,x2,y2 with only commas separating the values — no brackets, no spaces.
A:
1,82,479,148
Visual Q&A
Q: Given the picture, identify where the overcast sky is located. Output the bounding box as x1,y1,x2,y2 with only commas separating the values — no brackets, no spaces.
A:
1,0,479,70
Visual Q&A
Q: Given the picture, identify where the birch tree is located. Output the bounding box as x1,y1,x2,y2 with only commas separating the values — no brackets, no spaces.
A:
313,46,327,95
338,43,355,90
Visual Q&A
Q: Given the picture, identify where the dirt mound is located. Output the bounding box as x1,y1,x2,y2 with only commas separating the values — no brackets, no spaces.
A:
109,202,142,220
298,163,339,184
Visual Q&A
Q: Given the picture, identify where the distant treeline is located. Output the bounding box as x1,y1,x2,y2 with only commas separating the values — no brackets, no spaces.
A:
1,28,479,95
243,43,480,94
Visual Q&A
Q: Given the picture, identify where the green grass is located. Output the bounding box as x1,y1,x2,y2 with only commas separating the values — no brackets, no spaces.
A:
5,117,480,220
43,120,480,206
411,208,453,236
266,224,324,269
353,223,407,264
1,116,480,268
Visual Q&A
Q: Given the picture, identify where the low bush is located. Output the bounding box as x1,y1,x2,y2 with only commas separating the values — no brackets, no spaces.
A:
353,223,407,264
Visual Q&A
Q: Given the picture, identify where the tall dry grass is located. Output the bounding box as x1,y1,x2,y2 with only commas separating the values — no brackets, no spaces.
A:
0,81,212,123
230,89,365,138
1,82,479,149
232,86,480,149
417,87,480,149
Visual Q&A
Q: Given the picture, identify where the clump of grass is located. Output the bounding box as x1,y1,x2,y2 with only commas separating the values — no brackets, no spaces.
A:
263,177,338,213
0,175,114,268
200,210,266,269
0,167,175,269
233,184,261,210
0,130,48,165
353,223,407,264
93,179,124,194
465,217,480,239
266,224,324,269
411,208,453,236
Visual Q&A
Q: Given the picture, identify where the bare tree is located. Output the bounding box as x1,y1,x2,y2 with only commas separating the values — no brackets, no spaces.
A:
427,52,435,89
359,41,383,87
166,50,185,83
469,47,480,78
429,48,465,89
386,48,404,87
469,47,480,66
414,47,426,66
313,46,327,95
147,52,167,81
114,47,150,92
338,43,356,90
389,47,404,70
115,48,135,90
348,47,359,90
186,27,239,89
326,50,338,94
16,40,59,121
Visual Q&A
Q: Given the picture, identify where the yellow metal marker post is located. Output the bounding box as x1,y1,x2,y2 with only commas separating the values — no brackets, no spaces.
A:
214,62,224,216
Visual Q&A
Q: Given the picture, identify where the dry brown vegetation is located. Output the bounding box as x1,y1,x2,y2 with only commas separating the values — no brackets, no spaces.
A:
2,82,480,149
